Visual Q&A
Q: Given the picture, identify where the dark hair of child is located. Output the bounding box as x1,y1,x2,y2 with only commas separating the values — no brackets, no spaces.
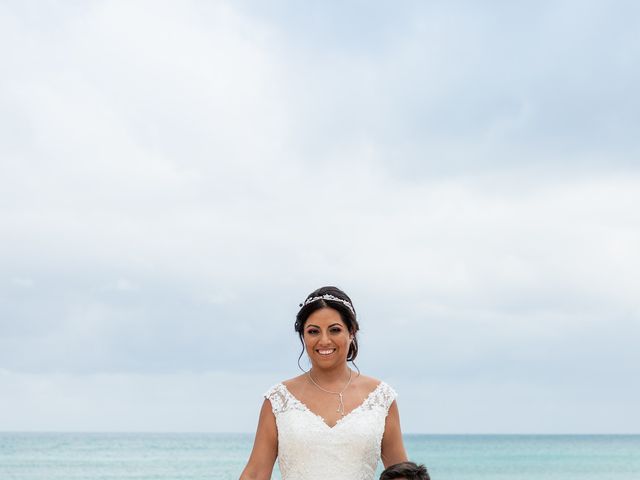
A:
379,461,430,480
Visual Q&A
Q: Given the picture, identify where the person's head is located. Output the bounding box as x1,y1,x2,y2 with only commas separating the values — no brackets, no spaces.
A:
295,286,359,371
379,461,430,480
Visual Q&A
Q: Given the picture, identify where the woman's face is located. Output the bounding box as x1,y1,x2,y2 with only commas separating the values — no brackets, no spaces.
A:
303,307,352,369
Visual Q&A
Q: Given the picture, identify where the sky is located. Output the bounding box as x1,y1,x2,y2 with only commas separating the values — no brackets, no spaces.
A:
1,0,639,434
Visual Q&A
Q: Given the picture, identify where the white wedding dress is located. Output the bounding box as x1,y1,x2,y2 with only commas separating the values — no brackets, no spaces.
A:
264,381,397,480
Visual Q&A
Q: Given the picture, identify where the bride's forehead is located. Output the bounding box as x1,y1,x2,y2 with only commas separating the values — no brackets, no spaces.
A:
305,307,345,325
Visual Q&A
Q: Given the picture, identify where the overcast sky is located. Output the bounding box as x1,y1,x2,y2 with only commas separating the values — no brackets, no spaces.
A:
1,0,639,434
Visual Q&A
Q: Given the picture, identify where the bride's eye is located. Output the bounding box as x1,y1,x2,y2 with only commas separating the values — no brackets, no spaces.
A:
330,327,342,334
306,329,319,335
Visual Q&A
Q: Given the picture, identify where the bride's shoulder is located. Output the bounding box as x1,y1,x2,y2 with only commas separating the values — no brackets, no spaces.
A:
276,374,307,395
354,373,382,389
281,374,306,388
353,373,393,394
354,374,397,398
263,375,303,395
263,375,304,405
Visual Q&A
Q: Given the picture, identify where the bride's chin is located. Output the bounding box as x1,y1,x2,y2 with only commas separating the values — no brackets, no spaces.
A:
311,357,346,369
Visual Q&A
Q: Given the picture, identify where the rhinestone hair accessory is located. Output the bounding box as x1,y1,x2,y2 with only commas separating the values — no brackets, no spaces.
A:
299,294,355,315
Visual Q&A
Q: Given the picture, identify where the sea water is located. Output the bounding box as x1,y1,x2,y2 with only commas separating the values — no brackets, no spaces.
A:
1,432,638,479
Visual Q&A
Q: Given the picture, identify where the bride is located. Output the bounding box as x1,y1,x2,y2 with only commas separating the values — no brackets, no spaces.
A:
240,286,408,480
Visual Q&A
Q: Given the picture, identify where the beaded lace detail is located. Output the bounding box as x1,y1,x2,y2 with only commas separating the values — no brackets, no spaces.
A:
264,381,397,480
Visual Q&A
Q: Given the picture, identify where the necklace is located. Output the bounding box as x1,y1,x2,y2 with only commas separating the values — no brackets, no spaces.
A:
307,368,353,416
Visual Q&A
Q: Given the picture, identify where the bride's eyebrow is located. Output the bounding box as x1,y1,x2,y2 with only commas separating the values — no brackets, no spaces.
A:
305,324,320,329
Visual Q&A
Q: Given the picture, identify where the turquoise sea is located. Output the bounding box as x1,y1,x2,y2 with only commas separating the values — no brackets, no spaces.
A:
1,433,639,479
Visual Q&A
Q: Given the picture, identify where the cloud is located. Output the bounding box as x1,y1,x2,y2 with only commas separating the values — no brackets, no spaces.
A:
239,0,640,177
2,171,638,379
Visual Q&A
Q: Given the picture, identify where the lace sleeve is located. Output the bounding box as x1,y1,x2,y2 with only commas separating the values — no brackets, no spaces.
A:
366,381,397,413
263,383,288,415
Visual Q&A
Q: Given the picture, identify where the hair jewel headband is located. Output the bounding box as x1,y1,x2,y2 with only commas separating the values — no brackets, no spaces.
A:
299,294,355,315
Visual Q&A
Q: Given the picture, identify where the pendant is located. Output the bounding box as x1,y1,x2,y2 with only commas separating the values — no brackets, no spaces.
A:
337,392,345,416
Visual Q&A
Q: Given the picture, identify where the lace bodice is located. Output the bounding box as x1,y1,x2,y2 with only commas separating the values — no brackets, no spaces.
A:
264,381,397,480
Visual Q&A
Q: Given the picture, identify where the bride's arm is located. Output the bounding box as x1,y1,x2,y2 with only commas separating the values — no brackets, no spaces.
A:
380,400,409,468
239,399,278,480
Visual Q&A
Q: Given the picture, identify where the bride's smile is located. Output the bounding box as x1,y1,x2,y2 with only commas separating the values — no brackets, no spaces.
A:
317,349,336,356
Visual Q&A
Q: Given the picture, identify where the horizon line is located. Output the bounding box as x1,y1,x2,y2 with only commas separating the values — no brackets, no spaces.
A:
2,431,639,436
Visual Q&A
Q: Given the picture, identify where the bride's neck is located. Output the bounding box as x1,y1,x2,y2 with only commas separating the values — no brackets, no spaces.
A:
309,364,351,386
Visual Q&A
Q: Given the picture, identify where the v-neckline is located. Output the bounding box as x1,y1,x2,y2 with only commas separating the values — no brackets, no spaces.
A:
280,381,384,430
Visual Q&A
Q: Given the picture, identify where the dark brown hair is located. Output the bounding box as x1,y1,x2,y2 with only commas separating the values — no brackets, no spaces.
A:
380,462,430,480
295,286,360,368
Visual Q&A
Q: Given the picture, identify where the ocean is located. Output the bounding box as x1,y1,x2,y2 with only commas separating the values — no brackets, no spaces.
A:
1,433,638,479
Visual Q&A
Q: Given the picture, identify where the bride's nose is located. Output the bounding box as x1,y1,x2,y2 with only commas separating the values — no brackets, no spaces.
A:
318,330,331,345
